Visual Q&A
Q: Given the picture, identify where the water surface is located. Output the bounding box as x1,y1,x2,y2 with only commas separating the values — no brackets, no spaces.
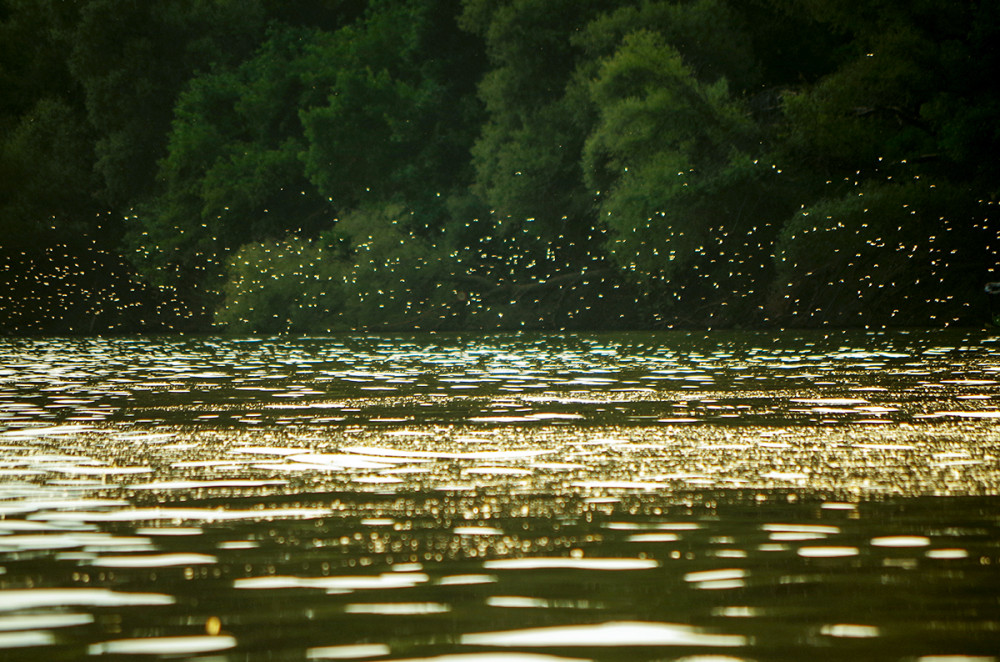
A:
1,330,999,661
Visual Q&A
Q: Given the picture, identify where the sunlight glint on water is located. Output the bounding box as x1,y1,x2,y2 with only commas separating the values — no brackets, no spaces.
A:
0,329,999,661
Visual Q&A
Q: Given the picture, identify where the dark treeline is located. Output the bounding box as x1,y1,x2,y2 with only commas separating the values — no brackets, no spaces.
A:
2,0,998,334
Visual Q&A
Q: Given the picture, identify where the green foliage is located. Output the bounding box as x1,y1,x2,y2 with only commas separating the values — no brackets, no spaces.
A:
460,0,605,247
216,237,344,333
779,1,1000,192
0,1,100,244
0,0,80,122
324,202,463,328
772,182,985,326
300,0,483,213
67,0,266,206
217,202,460,332
132,0,482,317
131,24,328,291
574,0,759,89
584,29,752,185
2,0,998,334
580,27,786,325
0,98,98,242
782,27,940,169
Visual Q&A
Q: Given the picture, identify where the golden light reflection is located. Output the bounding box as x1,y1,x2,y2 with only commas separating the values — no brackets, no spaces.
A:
1,331,999,660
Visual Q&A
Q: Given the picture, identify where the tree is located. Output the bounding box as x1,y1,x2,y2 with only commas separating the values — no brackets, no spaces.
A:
771,182,984,326
578,4,793,326
0,0,98,244
459,0,614,272
129,23,329,312
67,0,267,208
0,98,98,242
4,0,998,333
143,0,486,328
300,0,483,220
216,202,461,332
771,0,1000,323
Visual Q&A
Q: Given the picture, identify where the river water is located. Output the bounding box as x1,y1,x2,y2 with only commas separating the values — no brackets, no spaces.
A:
1,329,999,661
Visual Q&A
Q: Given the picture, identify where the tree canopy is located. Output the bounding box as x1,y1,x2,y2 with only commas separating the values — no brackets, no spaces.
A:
1,0,997,334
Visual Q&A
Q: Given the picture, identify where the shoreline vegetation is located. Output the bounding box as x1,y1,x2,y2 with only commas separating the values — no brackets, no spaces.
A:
2,0,998,335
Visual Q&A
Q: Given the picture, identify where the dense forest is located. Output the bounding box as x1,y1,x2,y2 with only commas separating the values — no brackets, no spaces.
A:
1,0,998,334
